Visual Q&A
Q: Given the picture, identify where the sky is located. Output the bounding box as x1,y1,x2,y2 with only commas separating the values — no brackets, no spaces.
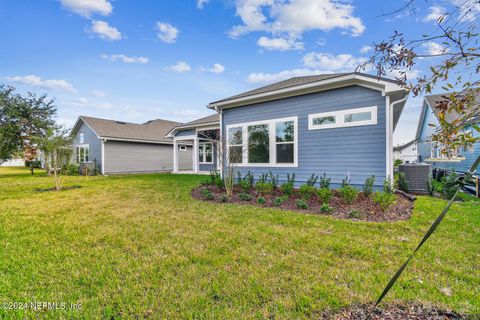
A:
0,0,461,145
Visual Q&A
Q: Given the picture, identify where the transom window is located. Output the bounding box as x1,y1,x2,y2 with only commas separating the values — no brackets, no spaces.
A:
198,142,213,164
75,145,89,164
226,116,298,167
308,106,377,130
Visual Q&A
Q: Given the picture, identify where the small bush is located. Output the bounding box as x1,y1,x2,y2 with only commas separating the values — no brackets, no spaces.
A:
299,184,317,199
319,173,330,189
363,175,375,197
239,192,253,201
257,197,266,204
62,164,79,176
219,194,229,202
256,181,274,195
348,210,362,219
296,199,308,209
426,174,435,196
209,171,221,185
396,172,409,193
215,177,225,189
286,173,296,185
269,171,279,189
442,172,460,200
306,173,319,187
339,185,359,204
383,176,394,194
373,192,397,210
317,187,332,204
201,189,214,200
239,179,251,192
394,159,403,167
320,203,332,214
280,182,294,195
273,195,288,206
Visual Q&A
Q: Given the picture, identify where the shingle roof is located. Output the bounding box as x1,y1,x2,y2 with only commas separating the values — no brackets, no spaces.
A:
79,116,180,143
179,114,219,127
394,139,418,152
210,72,401,105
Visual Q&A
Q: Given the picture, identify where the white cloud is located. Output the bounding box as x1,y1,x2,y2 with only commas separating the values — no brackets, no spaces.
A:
452,0,480,22
197,0,209,9
91,89,107,98
6,75,77,93
208,63,226,74
168,61,192,72
156,22,179,43
90,20,122,41
360,45,372,54
257,36,303,51
423,6,446,22
229,0,365,49
422,41,448,55
303,52,368,71
74,97,89,104
101,54,149,64
60,0,112,18
247,68,330,84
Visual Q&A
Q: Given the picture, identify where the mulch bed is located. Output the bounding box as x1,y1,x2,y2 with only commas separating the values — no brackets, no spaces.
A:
191,185,414,222
320,303,465,319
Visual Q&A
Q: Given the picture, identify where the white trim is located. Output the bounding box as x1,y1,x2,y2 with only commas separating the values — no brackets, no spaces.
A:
193,138,199,173
308,106,377,130
198,142,214,164
174,134,196,141
179,145,187,151
70,117,101,138
226,116,298,168
173,139,178,173
386,96,392,181
74,144,90,164
102,137,173,145
218,108,223,174
101,139,105,174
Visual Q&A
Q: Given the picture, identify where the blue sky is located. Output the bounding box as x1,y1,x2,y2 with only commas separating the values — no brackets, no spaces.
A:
0,0,457,145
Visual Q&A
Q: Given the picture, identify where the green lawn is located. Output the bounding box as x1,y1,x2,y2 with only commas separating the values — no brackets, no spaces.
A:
0,167,479,319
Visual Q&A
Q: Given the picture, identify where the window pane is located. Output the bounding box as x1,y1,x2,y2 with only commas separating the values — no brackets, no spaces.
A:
228,127,242,145
198,145,204,162
229,146,243,163
79,148,84,162
345,111,371,123
79,132,84,144
76,147,80,164
276,121,294,142
313,116,336,126
248,124,269,163
277,143,294,163
84,147,89,162
205,144,213,163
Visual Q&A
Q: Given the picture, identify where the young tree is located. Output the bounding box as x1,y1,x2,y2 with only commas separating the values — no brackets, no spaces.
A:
0,85,57,174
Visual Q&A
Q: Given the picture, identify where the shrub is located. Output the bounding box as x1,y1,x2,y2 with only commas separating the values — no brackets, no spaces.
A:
273,195,288,206
306,173,319,186
373,192,397,210
215,177,225,189
319,173,330,189
339,185,359,204
320,203,333,214
201,189,214,200
348,210,362,219
209,171,221,185
62,164,79,176
219,194,229,202
396,172,409,193
257,173,268,184
363,175,375,197
239,179,251,192
296,199,308,209
239,192,252,201
317,187,332,204
25,159,42,169
268,171,279,189
299,184,317,199
286,173,296,185
280,182,294,196
394,159,403,167
383,176,394,194
256,181,273,195
442,171,460,200
257,197,266,204
426,174,435,196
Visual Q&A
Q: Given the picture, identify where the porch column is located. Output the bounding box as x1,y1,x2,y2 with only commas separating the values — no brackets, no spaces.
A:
173,139,178,173
193,137,199,173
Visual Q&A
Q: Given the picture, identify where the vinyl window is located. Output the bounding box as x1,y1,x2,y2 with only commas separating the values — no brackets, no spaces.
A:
309,106,377,130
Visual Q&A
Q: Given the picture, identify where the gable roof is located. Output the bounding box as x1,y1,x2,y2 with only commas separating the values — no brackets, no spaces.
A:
208,72,405,109
73,116,181,144
178,114,219,128
394,139,418,152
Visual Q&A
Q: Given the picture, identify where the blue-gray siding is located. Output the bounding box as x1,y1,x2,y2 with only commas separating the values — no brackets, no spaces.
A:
73,122,102,172
222,85,387,187
418,102,480,172
199,143,218,171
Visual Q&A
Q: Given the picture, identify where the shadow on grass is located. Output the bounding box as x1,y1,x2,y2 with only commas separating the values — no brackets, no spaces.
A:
34,185,82,193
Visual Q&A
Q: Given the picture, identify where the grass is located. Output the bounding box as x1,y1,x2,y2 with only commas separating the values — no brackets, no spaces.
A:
0,167,479,319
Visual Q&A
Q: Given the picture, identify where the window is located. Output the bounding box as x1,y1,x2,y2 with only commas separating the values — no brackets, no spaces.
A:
431,142,459,159
198,143,213,164
79,132,85,144
226,116,298,167
179,145,187,151
228,127,243,164
309,106,377,130
75,145,89,164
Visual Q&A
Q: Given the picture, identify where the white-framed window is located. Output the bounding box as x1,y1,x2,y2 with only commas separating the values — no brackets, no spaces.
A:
226,116,298,167
198,142,213,164
308,106,377,130
431,142,459,159
79,132,85,144
179,145,187,151
75,145,89,164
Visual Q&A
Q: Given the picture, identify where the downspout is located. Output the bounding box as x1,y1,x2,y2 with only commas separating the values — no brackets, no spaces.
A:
214,105,223,178
388,94,409,181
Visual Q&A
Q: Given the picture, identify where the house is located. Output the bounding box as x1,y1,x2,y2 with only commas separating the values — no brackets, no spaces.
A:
169,72,409,188
71,116,190,174
416,91,480,173
393,139,418,164
0,158,25,167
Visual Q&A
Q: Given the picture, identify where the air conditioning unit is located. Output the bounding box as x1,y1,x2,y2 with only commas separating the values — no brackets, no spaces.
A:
398,164,431,192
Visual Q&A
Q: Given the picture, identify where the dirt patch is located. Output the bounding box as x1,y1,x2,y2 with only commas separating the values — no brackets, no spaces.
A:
34,185,82,192
320,303,465,319
191,185,414,222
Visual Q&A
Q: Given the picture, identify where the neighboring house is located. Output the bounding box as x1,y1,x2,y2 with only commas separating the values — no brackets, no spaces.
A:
0,158,25,167
70,116,190,174
169,72,409,188
416,91,479,173
393,139,418,164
